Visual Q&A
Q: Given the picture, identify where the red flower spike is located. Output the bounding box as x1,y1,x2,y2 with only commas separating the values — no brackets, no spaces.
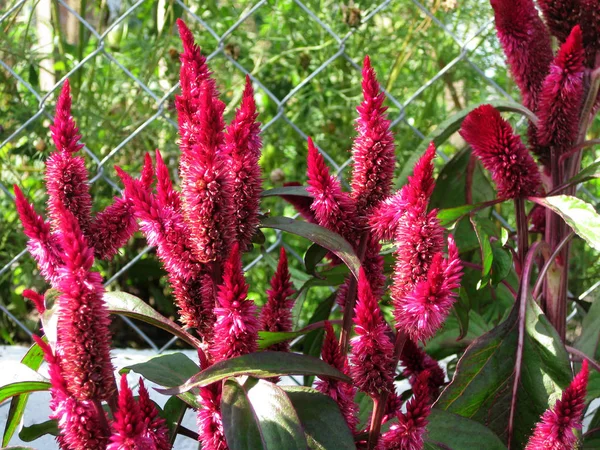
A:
525,360,589,449
155,149,181,210
224,76,263,249
381,370,432,450
23,289,45,314
537,26,586,153
108,374,154,450
211,243,259,362
537,0,582,42
49,80,84,154
138,378,171,450
89,197,137,260
490,0,553,112
306,137,359,243
350,56,395,216
14,185,64,285
281,181,316,222
197,384,227,450
459,104,542,199
349,269,395,398
260,247,295,352
54,205,115,401
580,0,600,67
315,322,359,433
400,338,446,397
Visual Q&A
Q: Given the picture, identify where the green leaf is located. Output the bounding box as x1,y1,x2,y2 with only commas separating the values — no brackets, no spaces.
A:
491,243,513,287
221,378,307,450
157,351,351,396
261,186,311,198
425,409,507,450
575,290,600,361
121,352,200,408
355,391,374,431
436,299,572,448
282,386,356,450
531,195,600,251
3,342,45,447
160,396,188,445
104,291,202,348
259,330,305,350
438,204,481,227
0,380,51,405
304,243,328,277
586,370,600,405
18,420,59,442
568,159,600,185
471,216,495,282
260,217,361,281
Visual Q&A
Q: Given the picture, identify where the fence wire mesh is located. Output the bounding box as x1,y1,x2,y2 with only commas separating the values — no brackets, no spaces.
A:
0,0,598,354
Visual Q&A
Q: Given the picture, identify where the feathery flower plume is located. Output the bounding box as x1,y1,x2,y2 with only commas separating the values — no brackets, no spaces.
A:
350,269,395,397
525,360,589,449
381,370,432,450
33,335,109,450
197,385,227,450
14,185,64,285
108,374,154,450
306,137,359,244
370,143,436,241
580,0,600,67
395,236,463,343
490,0,553,111
211,243,259,362
537,26,585,152
537,0,581,42
155,149,181,210
54,205,115,401
223,76,263,249
459,104,542,199
315,322,359,433
350,56,395,217
400,338,446,397
260,247,295,352
46,81,93,235
281,182,316,223
23,289,46,314
138,379,171,450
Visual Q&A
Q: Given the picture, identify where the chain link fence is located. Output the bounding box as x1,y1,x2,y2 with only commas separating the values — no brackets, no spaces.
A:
1,0,598,353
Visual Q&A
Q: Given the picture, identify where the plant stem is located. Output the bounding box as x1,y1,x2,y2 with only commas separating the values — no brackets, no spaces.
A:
565,345,600,372
514,198,529,270
533,231,574,300
93,399,110,435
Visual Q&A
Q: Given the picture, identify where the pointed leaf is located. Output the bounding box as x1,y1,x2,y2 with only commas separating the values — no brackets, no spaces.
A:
568,159,600,185
425,409,506,449
575,290,600,361
221,378,266,450
261,186,311,198
0,364,50,405
304,243,328,277
18,420,59,442
160,396,188,444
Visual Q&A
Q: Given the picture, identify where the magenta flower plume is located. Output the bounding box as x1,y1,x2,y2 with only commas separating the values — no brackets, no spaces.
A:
108,374,154,450
281,182,317,223
349,269,395,397
211,243,259,362
370,142,436,241
400,338,445,397
459,105,541,199
315,322,359,433
580,0,600,67
306,137,359,243
14,185,64,285
224,76,263,249
350,56,395,216
525,360,589,450
49,80,84,154
54,205,115,401
537,0,581,42
537,26,585,152
395,236,462,343
155,149,181,210
197,384,227,450
490,0,553,112
138,379,171,450
23,289,45,314
260,247,295,352
381,370,432,450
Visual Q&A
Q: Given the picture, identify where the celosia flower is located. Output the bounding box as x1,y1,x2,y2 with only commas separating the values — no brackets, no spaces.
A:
223,76,263,249
14,185,64,285
537,0,581,42
281,182,316,223
350,269,395,397
138,379,171,450
306,137,359,244
395,236,463,343
211,243,259,362
580,0,600,67
23,289,45,314
370,143,436,241
54,205,115,401
197,384,227,450
33,335,110,450
400,338,445,397
490,0,553,112
537,26,585,152
381,370,432,450
525,360,589,450
108,374,154,450
154,149,181,210
315,322,359,433
459,104,542,199
350,56,395,217
260,247,295,352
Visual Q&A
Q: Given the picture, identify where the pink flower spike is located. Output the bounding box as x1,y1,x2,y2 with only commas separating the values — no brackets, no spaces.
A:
537,26,586,153
23,289,45,314
525,360,589,449
140,152,155,190
197,384,227,450
14,185,64,285
306,137,359,242
211,243,259,362
49,80,84,154
537,0,581,42
315,322,359,433
580,0,600,67
108,374,154,450
381,370,432,450
281,181,316,223
349,269,395,398
260,247,295,352
224,76,263,249
350,56,395,216
89,197,137,260
138,378,171,450
155,149,181,210
490,0,553,112
400,338,445,395
459,104,542,199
